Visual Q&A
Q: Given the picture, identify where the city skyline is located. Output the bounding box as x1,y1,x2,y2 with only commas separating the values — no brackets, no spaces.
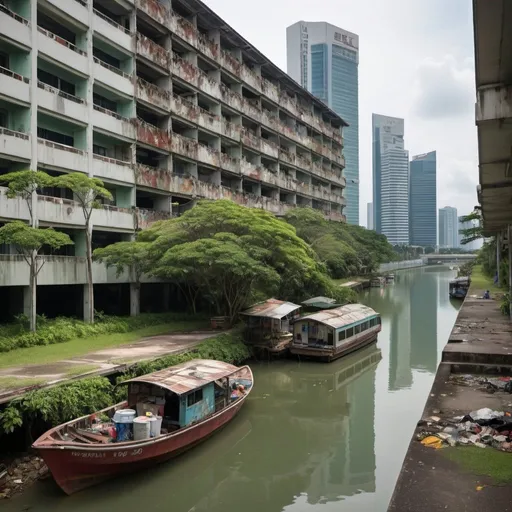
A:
409,151,437,247
372,114,409,245
286,21,360,225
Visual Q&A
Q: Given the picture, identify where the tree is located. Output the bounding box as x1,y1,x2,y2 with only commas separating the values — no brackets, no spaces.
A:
54,173,113,323
459,209,484,245
0,222,73,331
93,241,150,316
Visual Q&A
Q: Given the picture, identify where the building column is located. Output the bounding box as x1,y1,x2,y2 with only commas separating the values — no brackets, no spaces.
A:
130,283,140,316
497,232,501,285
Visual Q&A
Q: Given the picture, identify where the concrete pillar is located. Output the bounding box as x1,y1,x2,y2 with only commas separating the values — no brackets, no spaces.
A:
130,283,140,316
83,284,92,323
497,233,501,285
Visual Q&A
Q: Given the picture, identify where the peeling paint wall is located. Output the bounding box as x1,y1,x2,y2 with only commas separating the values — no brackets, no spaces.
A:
136,0,171,26
137,78,171,111
135,208,171,230
135,164,172,191
136,33,171,70
136,120,171,151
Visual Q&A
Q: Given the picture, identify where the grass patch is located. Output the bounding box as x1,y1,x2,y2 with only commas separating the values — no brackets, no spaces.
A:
0,321,207,369
0,377,46,390
64,364,101,377
443,447,512,484
470,265,503,295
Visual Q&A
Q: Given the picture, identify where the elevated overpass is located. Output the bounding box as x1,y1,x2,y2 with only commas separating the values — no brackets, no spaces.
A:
422,254,477,264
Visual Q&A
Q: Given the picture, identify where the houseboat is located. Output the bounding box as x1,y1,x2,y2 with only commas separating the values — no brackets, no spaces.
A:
240,299,301,357
290,304,382,362
370,276,385,287
385,274,395,283
449,276,471,299
32,360,253,495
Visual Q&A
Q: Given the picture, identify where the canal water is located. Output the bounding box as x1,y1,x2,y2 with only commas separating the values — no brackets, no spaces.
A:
4,266,461,512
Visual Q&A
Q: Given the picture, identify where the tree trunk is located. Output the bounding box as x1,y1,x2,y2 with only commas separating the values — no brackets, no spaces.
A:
85,223,94,323
29,252,37,332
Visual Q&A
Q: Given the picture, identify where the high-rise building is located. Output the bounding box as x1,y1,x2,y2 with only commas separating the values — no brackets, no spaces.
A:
287,22,359,225
372,114,409,245
409,151,437,247
0,0,347,322
439,207,459,248
367,202,374,230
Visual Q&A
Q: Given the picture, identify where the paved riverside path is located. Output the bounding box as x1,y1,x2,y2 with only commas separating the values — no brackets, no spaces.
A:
0,331,219,404
388,289,512,511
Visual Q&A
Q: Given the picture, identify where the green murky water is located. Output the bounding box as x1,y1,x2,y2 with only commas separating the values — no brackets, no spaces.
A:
4,266,460,512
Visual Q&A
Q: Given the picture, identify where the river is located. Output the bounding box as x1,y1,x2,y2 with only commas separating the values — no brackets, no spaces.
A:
4,266,461,512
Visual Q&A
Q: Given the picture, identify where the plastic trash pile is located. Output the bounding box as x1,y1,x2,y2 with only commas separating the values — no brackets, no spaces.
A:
449,374,512,394
417,408,512,451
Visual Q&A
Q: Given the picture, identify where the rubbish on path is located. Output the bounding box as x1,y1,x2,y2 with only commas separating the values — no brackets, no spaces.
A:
421,436,444,449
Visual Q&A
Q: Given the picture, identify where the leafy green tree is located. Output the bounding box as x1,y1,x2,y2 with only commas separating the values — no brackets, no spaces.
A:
0,222,73,331
459,209,484,245
93,241,150,316
55,173,113,323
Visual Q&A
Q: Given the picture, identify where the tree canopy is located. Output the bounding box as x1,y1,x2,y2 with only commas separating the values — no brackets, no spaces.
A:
459,209,484,245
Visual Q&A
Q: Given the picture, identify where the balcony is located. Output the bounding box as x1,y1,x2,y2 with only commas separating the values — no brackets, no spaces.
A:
137,78,171,112
37,138,87,172
92,105,136,139
93,154,134,184
220,153,239,174
37,194,85,226
38,81,86,122
240,66,262,93
276,174,297,192
135,208,170,230
171,133,197,160
135,163,172,191
241,98,262,123
220,50,241,76
0,186,31,222
221,120,241,142
241,128,260,152
197,107,221,134
240,159,277,186
46,0,88,25
310,185,335,202
93,9,132,52
197,143,220,167
296,181,311,196
0,5,30,48
279,148,296,167
136,33,171,71
0,67,30,104
136,119,171,152
261,78,279,104
93,204,135,231
37,27,88,76
260,139,279,159
0,129,30,161
279,92,301,119
170,13,219,62
295,154,312,173
93,58,134,97
261,109,280,132
136,0,171,27
220,84,242,111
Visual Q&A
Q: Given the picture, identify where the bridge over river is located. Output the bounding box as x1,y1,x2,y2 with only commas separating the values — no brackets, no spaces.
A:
422,254,477,264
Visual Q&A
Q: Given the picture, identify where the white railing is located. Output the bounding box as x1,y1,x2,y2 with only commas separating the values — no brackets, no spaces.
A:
37,26,86,56
93,57,132,79
38,81,85,104
94,8,131,34
0,66,29,84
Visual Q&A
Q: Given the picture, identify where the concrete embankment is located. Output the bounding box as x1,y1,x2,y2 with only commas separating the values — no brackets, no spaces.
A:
379,258,425,273
388,293,512,511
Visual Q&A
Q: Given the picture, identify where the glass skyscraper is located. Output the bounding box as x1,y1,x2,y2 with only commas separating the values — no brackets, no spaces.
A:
439,207,459,248
409,151,437,247
287,22,359,225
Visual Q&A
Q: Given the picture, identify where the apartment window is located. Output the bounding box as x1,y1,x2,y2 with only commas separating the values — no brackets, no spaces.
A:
187,389,203,407
93,47,120,69
0,52,8,69
93,144,107,156
93,93,117,113
37,127,73,147
0,109,7,128
38,69,75,96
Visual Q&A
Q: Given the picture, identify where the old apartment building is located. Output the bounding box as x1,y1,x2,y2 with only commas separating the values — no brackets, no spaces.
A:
0,0,347,318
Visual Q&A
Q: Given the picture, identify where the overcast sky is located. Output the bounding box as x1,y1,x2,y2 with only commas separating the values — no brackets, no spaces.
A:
204,0,477,226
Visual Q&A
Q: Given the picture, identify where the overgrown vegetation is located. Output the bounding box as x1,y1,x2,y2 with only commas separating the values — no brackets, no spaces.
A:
0,312,206,353
0,331,250,435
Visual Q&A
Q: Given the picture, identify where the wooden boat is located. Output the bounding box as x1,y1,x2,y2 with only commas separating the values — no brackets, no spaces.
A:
449,276,470,299
32,359,253,495
370,276,385,287
290,304,382,362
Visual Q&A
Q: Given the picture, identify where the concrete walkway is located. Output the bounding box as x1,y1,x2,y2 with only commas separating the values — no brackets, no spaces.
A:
0,331,218,404
388,293,512,511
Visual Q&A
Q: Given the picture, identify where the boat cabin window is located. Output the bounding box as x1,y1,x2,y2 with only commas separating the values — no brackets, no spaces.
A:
187,389,203,407
338,330,346,342
346,327,354,338
355,324,361,334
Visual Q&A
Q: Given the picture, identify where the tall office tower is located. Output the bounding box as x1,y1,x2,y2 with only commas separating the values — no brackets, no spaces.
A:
409,151,437,247
372,114,409,245
439,207,459,248
367,202,374,230
287,22,359,224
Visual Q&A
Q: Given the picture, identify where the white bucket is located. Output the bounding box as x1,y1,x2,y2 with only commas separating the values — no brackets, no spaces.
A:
133,416,151,441
113,409,136,424
148,416,163,437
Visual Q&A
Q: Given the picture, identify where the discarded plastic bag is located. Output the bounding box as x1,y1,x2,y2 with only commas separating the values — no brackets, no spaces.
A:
421,436,444,449
469,408,504,421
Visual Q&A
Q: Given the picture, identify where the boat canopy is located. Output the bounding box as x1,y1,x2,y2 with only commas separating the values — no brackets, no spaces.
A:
294,304,379,330
117,359,240,395
240,298,301,319
301,297,342,309
449,277,470,286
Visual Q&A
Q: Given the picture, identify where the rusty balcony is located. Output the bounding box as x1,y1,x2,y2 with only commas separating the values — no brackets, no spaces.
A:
220,153,240,174
241,98,262,124
171,94,223,135
241,128,261,152
276,174,297,192
240,65,262,93
135,208,171,230
260,138,279,159
219,83,242,111
171,133,198,160
296,181,312,196
220,49,241,76
135,0,171,27
137,77,171,111
136,118,171,152
172,53,200,88
279,92,301,119
197,142,220,167
261,109,280,132
136,32,171,70
221,120,241,142
279,148,296,167
261,78,279,104
197,105,221,134
135,163,172,191
295,154,313,173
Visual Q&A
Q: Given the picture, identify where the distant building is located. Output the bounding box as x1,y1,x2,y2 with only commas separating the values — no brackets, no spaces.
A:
287,21,360,225
367,203,374,230
458,216,484,251
409,151,437,247
372,114,409,245
439,207,459,248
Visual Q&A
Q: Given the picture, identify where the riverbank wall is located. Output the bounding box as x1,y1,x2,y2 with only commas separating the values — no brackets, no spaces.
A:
387,290,512,511
379,259,425,273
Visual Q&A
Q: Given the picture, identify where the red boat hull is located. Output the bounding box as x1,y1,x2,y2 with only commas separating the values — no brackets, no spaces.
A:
37,398,246,495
